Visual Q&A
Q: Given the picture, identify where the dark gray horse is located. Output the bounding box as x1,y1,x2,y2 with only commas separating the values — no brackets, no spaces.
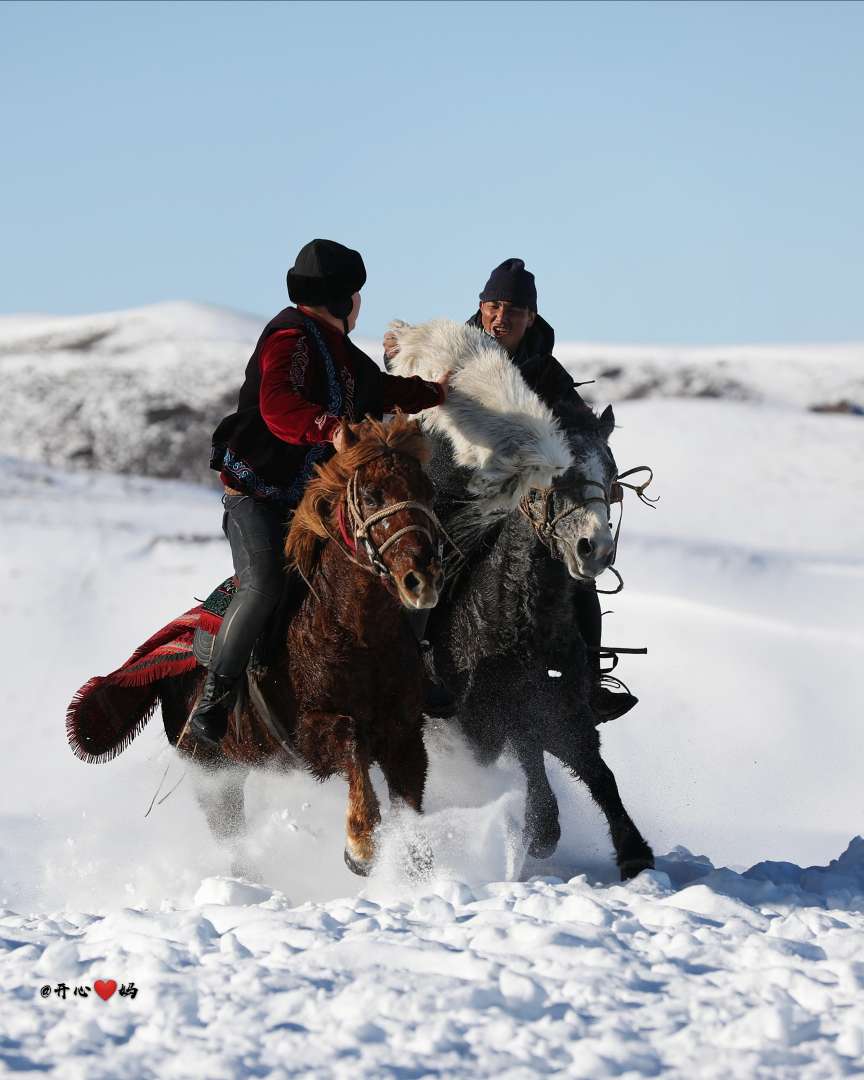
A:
424,402,655,881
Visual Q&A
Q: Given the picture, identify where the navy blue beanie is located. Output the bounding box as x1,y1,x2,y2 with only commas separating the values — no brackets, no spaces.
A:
479,258,537,310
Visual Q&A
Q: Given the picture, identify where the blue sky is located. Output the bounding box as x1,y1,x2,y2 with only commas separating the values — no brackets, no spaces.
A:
2,0,862,343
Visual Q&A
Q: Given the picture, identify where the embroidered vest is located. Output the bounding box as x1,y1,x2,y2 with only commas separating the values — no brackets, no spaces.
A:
210,306,383,504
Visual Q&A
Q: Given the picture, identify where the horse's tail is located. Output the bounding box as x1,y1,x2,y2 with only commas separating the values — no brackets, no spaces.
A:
66,675,163,764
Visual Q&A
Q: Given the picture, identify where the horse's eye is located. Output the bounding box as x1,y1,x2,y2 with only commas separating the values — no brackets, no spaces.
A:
362,488,382,509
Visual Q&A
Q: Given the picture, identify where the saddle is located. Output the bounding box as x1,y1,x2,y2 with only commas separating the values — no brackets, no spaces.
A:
191,571,308,675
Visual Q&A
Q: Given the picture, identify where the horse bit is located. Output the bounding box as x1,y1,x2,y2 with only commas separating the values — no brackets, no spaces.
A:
518,465,657,595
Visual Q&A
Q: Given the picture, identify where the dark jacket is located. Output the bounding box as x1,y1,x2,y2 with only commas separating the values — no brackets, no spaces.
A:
466,311,594,423
211,306,390,506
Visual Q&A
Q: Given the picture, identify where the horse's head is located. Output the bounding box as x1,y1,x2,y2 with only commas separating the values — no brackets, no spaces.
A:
340,419,443,608
520,405,618,582
286,414,443,610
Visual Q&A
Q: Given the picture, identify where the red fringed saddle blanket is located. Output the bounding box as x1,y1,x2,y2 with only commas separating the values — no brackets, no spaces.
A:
66,578,236,763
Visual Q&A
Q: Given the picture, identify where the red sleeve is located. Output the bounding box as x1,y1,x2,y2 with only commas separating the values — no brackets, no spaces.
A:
259,329,340,445
378,372,445,414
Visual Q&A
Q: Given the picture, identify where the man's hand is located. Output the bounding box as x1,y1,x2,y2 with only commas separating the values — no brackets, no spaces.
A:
435,369,452,401
383,331,399,361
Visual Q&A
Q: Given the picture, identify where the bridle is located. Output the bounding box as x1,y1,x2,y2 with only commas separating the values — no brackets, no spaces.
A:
520,478,611,546
519,465,657,594
329,465,448,581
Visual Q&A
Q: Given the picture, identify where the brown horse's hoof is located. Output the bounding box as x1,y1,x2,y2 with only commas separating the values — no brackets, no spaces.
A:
344,847,374,877
619,854,655,881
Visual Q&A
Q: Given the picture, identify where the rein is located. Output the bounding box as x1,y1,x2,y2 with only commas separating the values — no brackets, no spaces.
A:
519,465,657,595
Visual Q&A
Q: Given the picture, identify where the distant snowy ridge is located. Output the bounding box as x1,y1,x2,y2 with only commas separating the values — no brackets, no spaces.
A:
0,300,259,354
0,302,259,485
1,302,861,483
560,339,864,413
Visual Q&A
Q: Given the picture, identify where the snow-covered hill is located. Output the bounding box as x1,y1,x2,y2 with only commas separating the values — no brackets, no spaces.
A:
0,303,258,485
556,339,864,412
2,303,861,484
2,381,863,1075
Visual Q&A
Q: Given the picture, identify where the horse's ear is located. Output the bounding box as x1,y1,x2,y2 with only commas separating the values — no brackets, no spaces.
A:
339,422,359,450
598,405,615,441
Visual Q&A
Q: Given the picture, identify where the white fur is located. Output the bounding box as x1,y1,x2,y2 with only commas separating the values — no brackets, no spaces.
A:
388,320,572,509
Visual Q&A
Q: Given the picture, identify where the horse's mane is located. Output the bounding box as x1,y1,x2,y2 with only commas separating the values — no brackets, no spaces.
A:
284,413,429,580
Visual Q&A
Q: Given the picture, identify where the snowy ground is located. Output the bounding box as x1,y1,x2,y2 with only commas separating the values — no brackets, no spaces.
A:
2,313,863,1076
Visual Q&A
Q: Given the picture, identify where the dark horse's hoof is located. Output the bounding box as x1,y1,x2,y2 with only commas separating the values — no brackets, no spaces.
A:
526,815,561,860
230,857,257,880
344,847,373,877
528,837,559,860
619,853,655,881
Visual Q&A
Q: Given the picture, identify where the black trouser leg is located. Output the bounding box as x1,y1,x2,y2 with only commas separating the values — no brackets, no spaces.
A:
209,495,287,680
572,585,602,675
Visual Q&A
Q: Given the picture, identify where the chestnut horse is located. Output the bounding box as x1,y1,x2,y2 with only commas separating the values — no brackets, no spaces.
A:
156,415,442,875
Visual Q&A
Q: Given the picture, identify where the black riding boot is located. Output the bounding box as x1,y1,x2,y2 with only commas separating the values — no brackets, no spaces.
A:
187,672,239,747
406,608,456,718
590,677,638,725
572,585,638,724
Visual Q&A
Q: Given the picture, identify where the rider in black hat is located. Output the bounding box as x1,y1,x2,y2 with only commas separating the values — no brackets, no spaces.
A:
189,239,449,747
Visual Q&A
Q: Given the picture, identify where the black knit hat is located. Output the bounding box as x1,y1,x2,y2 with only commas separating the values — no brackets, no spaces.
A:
287,239,367,319
479,258,537,311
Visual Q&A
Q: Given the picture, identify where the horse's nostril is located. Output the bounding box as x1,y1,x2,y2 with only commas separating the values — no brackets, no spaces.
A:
577,538,595,558
403,571,423,595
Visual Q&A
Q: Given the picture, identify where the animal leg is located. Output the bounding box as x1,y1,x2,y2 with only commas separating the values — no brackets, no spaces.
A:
192,767,257,878
379,725,433,880
379,725,428,814
193,768,248,843
298,711,381,878
560,736,654,881
344,752,381,877
516,740,561,859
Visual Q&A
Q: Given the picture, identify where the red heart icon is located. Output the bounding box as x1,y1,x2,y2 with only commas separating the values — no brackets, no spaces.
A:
93,979,117,1001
